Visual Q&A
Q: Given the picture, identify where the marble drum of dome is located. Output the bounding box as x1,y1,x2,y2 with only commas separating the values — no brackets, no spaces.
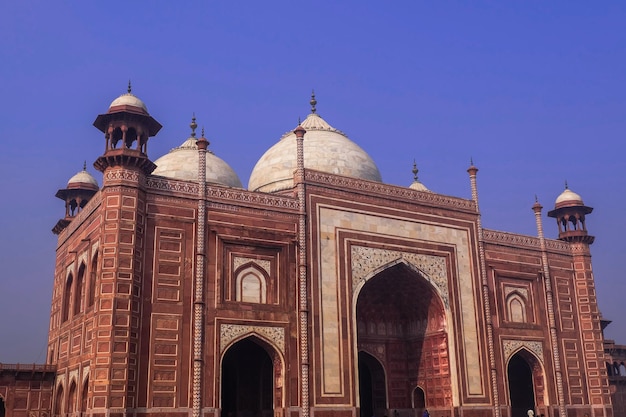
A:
248,112,382,193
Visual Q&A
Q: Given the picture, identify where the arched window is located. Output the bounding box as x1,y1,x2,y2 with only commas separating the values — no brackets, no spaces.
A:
74,263,86,315
89,253,98,307
506,292,527,323
62,273,74,322
236,266,267,304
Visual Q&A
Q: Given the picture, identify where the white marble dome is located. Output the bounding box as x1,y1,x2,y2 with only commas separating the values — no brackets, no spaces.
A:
109,93,147,112
67,167,99,190
152,137,242,188
555,186,584,208
248,111,382,193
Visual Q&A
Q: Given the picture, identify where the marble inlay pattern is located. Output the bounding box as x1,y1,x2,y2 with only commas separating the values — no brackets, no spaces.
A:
504,286,528,299
503,339,544,364
233,256,271,276
220,323,284,354
351,246,449,308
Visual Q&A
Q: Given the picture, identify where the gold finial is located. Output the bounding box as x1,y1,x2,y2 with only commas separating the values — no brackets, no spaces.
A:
190,114,197,138
310,90,317,114
127,80,132,94
564,180,569,189
412,159,419,181
83,161,87,171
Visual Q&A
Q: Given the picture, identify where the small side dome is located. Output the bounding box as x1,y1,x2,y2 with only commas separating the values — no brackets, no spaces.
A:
107,81,149,115
249,94,381,193
555,184,584,208
152,119,242,188
67,164,99,191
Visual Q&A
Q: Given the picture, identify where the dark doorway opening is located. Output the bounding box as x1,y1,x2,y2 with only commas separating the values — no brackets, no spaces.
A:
508,353,535,417
359,351,387,417
412,386,425,409
0,397,5,417
222,338,274,417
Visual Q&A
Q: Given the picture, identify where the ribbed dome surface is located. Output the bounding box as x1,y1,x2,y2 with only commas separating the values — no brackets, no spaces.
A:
153,137,242,188
248,112,381,193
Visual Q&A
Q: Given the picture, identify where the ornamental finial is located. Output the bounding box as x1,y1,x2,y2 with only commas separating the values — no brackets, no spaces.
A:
564,180,569,189
412,160,419,181
310,90,317,114
127,80,132,94
83,160,87,171
190,114,197,138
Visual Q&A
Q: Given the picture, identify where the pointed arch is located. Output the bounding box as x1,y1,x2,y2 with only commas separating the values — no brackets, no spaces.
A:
81,376,89,412
506,348,546,417
358,351,388,417
354,260,452,411
89,251,98,307
54,383,64,417
62,273,74,322
220,335,285,417
74,263,86,315
235,264,268,304
67,379,78,414
506,291,527,323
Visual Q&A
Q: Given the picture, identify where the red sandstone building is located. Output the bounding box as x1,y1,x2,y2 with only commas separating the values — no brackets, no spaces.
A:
0,88,616,417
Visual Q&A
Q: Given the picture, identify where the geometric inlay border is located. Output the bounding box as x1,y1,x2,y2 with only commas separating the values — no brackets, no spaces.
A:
220,323,285,355
502,339,544,364
351,245,449,308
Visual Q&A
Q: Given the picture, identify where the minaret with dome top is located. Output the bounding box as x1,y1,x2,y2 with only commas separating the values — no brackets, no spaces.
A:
89,83,162,412
52,162,99,234
547,183,594,244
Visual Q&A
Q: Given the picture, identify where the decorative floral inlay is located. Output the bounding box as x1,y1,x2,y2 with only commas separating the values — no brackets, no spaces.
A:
504,286,528,299
503,339,544,364
351,246,449,308
220,323,284,354
233,257,271,275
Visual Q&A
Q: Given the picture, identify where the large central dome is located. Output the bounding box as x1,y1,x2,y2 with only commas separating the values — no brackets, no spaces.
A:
248,98,382,193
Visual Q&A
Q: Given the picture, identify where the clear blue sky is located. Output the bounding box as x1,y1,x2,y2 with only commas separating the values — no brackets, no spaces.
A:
1,2,624,363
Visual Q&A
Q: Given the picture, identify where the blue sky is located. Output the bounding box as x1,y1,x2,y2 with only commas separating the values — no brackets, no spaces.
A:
1,2,624,363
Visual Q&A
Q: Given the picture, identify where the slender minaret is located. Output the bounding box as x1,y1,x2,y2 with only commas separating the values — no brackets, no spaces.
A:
533,198,567,417
295,106,309,417
193,118,207,417
467,161,500,417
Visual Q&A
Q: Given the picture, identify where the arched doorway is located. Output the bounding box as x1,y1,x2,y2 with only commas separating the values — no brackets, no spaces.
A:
358,351,387,417
54,384,64,417
68,380,77,414
508,352,537,417
356,262,450,415
221,337,278,417
412,386,425,409
0,396,5,417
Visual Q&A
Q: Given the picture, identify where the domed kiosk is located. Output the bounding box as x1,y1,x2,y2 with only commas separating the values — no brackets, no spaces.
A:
152,117,242,188
248,93,382,193
52,163,100,234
